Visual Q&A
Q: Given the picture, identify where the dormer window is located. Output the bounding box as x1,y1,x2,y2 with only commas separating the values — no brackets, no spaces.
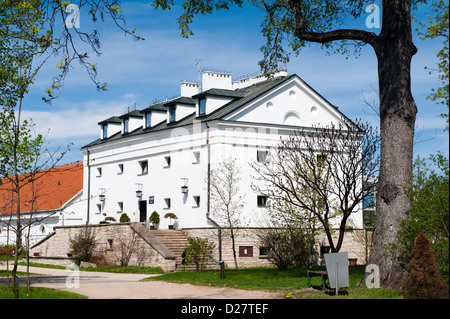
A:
169,105,176,122
145,112,152,128
199,97,206,115
102,125,108,139
123,118,129,134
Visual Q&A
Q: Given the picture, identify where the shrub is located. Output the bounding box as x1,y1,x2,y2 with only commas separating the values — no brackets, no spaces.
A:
149,211,160,224
402,232,449,299
0,245,15,256
183,237,215,271
257,227,317,269
119,213,130,223
68,227,98,266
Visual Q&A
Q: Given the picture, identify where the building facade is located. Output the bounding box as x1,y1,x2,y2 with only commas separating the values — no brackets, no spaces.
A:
81,69,364,231
0,162,85,246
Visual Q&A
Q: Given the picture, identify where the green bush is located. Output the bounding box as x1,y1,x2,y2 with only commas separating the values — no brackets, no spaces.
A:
149,211,160,224
119,213,130,223
183,237,215,271
391,153,449,283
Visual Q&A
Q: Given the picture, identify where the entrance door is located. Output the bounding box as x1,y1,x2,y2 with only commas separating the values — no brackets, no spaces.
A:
139,200,147,222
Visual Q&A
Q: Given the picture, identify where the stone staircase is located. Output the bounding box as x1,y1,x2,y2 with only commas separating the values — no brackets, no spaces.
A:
131,223,218,271
148,229,192,270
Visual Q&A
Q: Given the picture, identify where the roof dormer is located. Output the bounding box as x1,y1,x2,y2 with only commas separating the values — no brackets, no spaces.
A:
142,103,167,129
118,110,143,134
98,116,121,139
193,88,245,117
165,97,196,123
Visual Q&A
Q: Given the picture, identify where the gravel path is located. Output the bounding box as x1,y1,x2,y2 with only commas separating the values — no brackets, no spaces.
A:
0,264,282,299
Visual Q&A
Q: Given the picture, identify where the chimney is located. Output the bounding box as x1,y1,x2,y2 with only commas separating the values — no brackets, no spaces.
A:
201,70,232,91
181,81,200,97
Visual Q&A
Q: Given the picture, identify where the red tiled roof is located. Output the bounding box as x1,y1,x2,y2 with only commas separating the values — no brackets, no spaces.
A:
0,162,83,215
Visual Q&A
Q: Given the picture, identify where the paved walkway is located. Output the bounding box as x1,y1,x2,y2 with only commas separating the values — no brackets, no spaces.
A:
0,264,282,299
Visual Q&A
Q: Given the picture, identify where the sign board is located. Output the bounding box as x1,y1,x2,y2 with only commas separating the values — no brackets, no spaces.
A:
148,196,154,204
324,252,349,292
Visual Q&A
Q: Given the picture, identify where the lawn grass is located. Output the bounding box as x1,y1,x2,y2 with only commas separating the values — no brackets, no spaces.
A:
146,265,405,299
0,270,41,277
17,262,164,274
0,285,87,299
78,265,164,274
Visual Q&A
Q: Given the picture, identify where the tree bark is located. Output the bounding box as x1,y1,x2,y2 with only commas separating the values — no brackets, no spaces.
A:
369,1,417,288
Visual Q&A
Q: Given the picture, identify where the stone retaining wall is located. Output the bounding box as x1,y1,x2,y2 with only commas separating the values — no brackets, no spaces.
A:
29,223,176,272
29,223,369,271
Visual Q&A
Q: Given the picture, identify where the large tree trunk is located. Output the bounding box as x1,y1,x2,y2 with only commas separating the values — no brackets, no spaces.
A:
369,1,417,288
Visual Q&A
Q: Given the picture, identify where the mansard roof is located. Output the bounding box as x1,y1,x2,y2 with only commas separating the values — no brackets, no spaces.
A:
82,73,354,149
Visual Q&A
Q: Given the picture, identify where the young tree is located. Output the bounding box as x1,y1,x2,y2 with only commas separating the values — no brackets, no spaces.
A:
402,232,448,299
1,0,141,298
152,0,426,288
252,120,380,255
183,237,215,271
209,156,246,269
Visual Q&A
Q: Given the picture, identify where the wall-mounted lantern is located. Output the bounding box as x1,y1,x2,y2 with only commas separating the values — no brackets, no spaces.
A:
135,183,143,198
181,178,189,194
99,188,106,201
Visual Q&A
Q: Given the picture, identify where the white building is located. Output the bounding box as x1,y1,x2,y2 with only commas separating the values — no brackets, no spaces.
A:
81,69,363,231
0,162,85,246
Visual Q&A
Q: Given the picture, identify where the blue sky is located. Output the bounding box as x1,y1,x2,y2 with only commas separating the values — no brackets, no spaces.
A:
21,1,449,166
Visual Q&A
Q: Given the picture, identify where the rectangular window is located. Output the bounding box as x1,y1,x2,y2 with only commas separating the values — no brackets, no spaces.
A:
123,118,129,133
96,167,102,177
192,151,200,164
102,125,108,139
239,246,253,257
169,105,176,122
164,198,171,209
257,150,268,163
257,195,268,207
118,164,124,174
117,202,123,213
96,204,102,214
139,160,148,175
145,112,152,128
199,97,206,115
193,196,200,207
259,247,269,257
164,156,171,168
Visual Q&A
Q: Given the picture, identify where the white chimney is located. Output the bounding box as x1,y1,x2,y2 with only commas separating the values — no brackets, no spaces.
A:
181,81,200,97
201,70,232,91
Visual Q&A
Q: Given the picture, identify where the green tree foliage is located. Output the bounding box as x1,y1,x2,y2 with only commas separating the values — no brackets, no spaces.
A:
391,153,449,283
183,237,215,271
417,0,449,130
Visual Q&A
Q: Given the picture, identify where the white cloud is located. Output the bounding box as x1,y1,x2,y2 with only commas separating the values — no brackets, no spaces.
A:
22,94,138,141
